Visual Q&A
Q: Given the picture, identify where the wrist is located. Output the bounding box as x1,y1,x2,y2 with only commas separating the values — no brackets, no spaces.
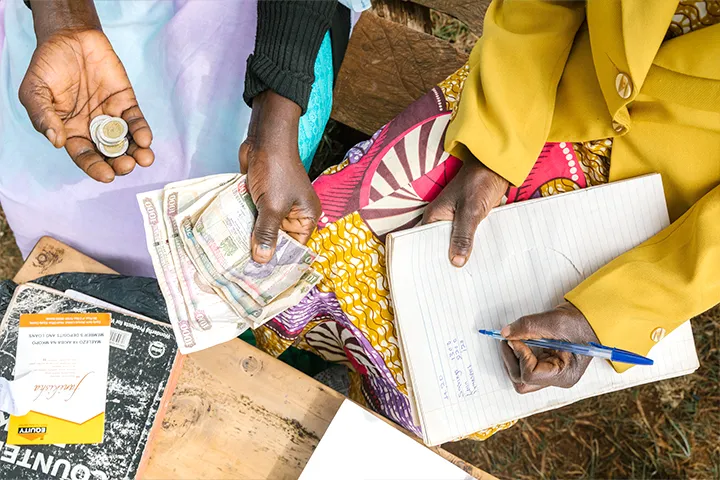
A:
252,90,301,127
463,155,510,188
250,90,302,160
30,0,101,43
559,302,599,343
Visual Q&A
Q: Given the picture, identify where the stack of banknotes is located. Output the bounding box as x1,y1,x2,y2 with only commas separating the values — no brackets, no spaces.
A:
137,174,321,353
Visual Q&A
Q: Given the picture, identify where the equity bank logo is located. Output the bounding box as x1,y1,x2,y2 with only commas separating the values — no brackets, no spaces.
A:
16,425,47,441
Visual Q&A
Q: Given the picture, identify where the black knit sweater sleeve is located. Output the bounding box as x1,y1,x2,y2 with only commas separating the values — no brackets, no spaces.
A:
243,0,337,114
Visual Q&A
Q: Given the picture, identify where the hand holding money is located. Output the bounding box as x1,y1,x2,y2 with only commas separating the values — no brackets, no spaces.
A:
239,90,321,263
20,0,153,182
138,174,321,354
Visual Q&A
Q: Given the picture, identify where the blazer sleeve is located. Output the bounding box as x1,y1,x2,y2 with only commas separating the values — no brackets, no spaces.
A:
566,184,720,372
244,0,337,114
444,0,586,186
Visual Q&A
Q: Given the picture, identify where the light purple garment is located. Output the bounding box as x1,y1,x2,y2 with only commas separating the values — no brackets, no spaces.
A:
0,0,259,276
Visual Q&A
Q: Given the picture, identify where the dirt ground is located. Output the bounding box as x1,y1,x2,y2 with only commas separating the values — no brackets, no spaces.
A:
1,13,718,480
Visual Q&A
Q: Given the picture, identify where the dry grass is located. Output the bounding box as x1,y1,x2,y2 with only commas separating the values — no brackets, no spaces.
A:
431,10,479,56
0,207,22,280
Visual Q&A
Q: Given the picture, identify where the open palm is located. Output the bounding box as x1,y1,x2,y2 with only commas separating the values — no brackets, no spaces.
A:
19,28,154,182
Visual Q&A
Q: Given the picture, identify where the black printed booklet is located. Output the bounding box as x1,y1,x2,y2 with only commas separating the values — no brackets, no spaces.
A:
0,284,181,479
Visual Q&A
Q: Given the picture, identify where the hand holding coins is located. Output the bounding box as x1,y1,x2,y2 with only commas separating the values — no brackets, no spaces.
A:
18,28,154,182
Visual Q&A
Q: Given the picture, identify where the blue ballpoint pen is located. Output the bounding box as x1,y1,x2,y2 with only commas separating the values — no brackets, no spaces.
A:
478,329,654,365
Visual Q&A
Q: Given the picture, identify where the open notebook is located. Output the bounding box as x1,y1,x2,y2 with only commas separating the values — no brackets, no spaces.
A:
387,174,700,446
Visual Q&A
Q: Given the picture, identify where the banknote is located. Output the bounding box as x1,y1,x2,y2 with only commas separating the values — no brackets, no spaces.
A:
173,183,268,321
137,190,198,352
163,174,248,331
193,178,317,306
248,268,323,328
175,181,322,327
139,174,324,352
137,189,248,354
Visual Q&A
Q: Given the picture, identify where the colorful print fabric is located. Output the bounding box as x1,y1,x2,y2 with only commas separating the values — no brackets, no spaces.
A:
253,1,720,441
254,67,590,440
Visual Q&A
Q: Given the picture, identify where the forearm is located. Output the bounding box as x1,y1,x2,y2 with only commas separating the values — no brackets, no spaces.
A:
244,0,336,113
248,90,301,150
28,0,101,42
566,183,720,372
444,0,585,186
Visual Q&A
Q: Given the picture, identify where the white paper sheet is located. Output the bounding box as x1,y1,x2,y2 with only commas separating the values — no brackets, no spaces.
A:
387,174,700,446
299,400,474,480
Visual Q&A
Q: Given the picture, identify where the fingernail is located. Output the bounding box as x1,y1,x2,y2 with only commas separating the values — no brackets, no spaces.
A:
500,326,511,338
253,244,272,263
507,341,516,352
45,128,57,146
451,255,466,267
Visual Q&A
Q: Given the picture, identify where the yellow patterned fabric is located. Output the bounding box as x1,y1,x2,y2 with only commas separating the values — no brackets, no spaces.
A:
308,212,406,390
438,64,470,120
323,158,350,176
573,139,612,187
667,0,720,38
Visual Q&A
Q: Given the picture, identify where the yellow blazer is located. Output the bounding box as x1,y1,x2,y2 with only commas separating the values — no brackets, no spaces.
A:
446,0,720,372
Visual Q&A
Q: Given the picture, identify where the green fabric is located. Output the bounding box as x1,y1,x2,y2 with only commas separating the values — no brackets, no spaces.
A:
239,329,330,377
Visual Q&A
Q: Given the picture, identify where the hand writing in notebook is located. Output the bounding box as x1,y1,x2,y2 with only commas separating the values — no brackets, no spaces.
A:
500,303,598,393
423,158,601,393
423,159,507,267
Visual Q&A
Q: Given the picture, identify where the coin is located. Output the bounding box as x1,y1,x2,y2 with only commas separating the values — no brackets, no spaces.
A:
90,115,111,145
98,117,128,145
98,138,129,158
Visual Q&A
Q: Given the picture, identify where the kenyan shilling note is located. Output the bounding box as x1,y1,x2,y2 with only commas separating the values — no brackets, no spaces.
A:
192,177,317,306
137,190,197,352
248,268,323,328
163,173,249,332
138,188,247,353
174,182,268,321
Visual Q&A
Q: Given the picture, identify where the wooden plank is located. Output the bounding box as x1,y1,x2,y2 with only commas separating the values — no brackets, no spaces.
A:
412,0,490,36
14,238,494,480
144,339,343,479
373,0,433,34
145,339,494,480
331,11,468,135
13,236,117,283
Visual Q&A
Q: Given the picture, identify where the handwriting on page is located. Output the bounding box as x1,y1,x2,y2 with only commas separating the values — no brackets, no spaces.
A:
437,375,450,401
445,339,477,399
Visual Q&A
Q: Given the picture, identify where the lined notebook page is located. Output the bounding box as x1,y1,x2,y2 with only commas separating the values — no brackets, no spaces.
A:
387,174,700,446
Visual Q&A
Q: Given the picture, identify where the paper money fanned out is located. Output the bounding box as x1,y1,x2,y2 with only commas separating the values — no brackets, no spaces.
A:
137,174,321,354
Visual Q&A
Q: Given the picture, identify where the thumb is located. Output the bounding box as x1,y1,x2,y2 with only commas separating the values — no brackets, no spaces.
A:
501,313,557,341
238,140,251,174
18,82,66,148
252,205,284,264
448,202,483,268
